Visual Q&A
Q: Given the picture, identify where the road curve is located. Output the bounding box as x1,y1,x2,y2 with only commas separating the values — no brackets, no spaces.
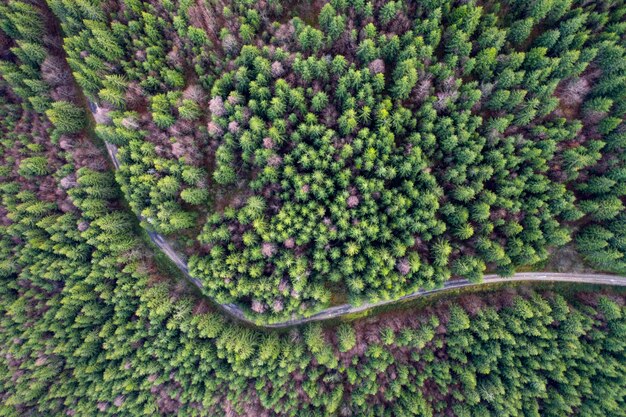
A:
90,102,626,329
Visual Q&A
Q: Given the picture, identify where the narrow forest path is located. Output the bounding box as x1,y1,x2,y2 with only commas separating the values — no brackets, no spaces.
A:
89,101,626,329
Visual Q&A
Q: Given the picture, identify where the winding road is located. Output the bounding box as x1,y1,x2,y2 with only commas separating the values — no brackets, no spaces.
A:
90,102,626,329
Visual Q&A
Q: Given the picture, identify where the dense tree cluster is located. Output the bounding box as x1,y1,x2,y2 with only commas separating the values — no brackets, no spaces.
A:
31,0,626,318
46,0,226,238
1,136,625,415
1,1,626,414
1,97,625,413
573,17,626,274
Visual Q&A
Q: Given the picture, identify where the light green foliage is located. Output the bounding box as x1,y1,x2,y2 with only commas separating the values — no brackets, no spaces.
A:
180,187,208,205
45,101,86,134
18,156,50,177
447,305,470,332
337,323,356,352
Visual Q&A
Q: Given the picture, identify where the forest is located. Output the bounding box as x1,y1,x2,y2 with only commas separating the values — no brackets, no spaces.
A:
9,0,620,320
0,0,625,415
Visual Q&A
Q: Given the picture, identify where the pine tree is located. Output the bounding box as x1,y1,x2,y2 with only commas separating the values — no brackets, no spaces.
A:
337,324,356,352
45,101,86,134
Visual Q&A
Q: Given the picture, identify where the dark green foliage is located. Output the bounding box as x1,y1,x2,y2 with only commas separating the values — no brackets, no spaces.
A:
577,214,626,274
574,8,626,275
0,1,51,111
